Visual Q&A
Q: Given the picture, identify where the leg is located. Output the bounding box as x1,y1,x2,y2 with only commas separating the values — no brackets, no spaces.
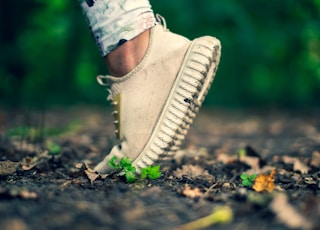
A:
79,0,155,77
104,29,150,77
78,0,222,173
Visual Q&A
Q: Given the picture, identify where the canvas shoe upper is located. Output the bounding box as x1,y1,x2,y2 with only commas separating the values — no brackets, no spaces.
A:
95,16,221,173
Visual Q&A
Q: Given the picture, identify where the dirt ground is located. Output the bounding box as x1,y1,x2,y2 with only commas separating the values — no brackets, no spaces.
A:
0,106,319,230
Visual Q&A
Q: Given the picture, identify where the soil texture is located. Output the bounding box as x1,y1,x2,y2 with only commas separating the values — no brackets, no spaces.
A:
0,106,319,230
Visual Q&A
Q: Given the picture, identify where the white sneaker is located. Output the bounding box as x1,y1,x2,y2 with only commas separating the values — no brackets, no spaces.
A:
95,16,221,173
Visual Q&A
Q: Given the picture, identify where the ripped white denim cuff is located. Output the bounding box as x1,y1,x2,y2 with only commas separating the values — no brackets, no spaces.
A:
79,0,156,56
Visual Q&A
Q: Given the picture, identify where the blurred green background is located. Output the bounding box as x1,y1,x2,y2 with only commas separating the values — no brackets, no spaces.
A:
0,0,319,109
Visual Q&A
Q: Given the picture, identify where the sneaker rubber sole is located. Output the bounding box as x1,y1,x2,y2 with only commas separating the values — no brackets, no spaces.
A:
132,36,221,172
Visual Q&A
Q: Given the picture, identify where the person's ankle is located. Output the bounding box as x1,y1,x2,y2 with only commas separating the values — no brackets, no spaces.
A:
104,29,150,77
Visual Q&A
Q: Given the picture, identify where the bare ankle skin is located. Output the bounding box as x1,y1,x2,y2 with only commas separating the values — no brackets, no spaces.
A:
104,29,150,77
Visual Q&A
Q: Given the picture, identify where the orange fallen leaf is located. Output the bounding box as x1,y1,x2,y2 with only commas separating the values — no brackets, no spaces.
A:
253,169,276,192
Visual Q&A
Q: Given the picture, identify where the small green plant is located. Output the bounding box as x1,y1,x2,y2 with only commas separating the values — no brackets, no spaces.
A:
240,173,257,187
238,148,247,157
108,155,122,170
109,156,137,183
5,126,42,140
46,141,61,155
178,206,233,229
108,156,161,183
141,165,161,179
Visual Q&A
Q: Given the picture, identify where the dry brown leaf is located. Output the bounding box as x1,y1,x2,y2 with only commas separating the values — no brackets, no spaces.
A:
20,190,38,199
270,193,312,229
0,161,20,176
173,148,209,164
11,140,36,153
239,156,260,170
25,156,33,165
75,163,84,169
173,165,213,179
282,156,310,174
84,163,99,184
293,160,310,174
100,174,108,179
311,151,320,168
85,170,100,185
182,184,203,198
216,153,236,164
244,165,276,176
83,162,108,185
253,169,276,193
61,180,72,188
22,164,37,171
21,151,51,171
3,218,28,230
0,188,38,200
